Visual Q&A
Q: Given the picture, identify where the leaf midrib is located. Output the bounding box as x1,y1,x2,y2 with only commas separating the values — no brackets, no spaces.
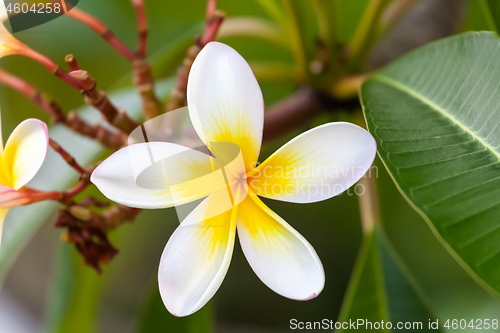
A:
373,74,500,161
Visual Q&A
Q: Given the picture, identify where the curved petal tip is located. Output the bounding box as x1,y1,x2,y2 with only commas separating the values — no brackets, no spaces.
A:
302,293,319,301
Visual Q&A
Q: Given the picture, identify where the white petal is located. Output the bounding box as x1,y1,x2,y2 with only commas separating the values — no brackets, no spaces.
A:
0,2,7,23
158,192,237,316
237,192,324,300
187,41,264,172
248,122,376,203
2,119,48,190
91,142,225,209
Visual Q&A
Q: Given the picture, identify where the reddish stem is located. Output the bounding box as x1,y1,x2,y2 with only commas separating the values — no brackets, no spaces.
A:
199,11,225,46
0,68,127,149
21,47,83,90
62,181,90,203
206,0,217,18
0,68,37,98
20,188,63,204
67,7,135,62
263,86,360,142
69,70,140,134
65,54,81,71
131,0,148,58
166,1,225,112
132,59,161,119
49,138,87,175
22,180,90,206
69,70,95,90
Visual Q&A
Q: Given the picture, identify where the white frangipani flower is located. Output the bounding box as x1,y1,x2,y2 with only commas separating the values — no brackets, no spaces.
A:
0,115,49,247
91,42,376,317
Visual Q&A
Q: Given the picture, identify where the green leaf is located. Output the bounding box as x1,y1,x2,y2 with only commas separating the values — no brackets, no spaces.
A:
313,0,337,49
346,0,390,71
480,0,500,34
138,284,214,333
254,0,288,29
218,17,290,50
44,242,104,333
248,61,298,81
361,31,500,294
338,229,440,332
0,79,174,286
151,22,205,79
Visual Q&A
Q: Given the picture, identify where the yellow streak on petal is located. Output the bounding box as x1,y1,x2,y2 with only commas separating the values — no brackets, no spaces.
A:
157,156,226,206
247,149,302,198
0,143,13,188
191,198,237,268
2,132,22,189
2,119,48,190
0,107,3,154
0,153,5,187
201,105,260,172
237,192,296,256
247,140,328,199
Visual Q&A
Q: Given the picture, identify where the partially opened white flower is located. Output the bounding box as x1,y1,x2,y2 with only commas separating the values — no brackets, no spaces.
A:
0,116,49,246
0,1,7,23
91,42,376,316
0,17,26,59
0,6,63,74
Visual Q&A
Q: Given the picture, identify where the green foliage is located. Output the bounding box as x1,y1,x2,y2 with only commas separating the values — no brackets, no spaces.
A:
139,285,214,333
0,124,102,285
480,0,500,34
362,31,500,294
0,79,172,287
44,243,104,333
4,0,500,331
338,229,440,333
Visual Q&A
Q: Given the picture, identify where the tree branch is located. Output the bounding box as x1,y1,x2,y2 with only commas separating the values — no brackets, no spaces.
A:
166,0,225,112
0,68,127,150
132,59,162,120
70,70,140,134
20,47,83,90
131,0,148,58
263,86,360,142
65,54,81,71
129,0,162,120
49,138,87,175
66,7,135,61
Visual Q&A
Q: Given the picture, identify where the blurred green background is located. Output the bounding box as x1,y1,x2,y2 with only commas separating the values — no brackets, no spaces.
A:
0,0,499,332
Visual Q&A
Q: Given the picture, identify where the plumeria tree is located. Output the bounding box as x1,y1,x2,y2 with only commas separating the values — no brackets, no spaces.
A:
0,0,499,332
